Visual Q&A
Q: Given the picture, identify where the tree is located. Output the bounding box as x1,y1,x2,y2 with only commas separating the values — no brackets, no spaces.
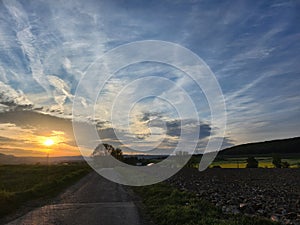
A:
113,148,124,162
92,143,124,162
246,156,258,168
124,156,139,165
281,161,290,168
272,155,282,168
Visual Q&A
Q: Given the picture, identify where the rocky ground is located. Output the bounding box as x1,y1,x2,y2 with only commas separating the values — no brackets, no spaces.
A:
167,168,300,225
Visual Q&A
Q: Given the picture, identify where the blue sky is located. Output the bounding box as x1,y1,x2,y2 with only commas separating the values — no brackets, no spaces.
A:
0,0,299,156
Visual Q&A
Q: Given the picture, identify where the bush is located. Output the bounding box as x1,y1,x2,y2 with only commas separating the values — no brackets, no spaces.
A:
272,155,282,168
246,156,258,168
213,165,222,168
271,155,290,168
281,161,290,168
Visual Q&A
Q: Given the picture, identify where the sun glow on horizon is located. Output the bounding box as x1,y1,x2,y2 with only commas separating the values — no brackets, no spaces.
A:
44,138,55,147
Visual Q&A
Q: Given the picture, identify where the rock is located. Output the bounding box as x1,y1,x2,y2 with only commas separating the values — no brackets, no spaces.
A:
283,219,292,225
257,209,264,214
239,203,248,210
270,215,280,222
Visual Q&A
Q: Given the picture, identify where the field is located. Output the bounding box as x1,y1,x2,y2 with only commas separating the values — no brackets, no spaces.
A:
210,156,300,168
0,163,91,218
167,168,300,225
134,183,279,225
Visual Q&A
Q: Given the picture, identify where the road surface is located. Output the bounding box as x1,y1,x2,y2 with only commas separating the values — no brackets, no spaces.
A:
6,172,145,225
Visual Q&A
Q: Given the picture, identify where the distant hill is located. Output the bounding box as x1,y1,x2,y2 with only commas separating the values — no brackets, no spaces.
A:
0,153,84,165
0,153,17,164
219,137,300,156
2,137,299,164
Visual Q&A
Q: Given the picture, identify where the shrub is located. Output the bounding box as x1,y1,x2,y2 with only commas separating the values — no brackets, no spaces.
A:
272,155,291,168
281,161,290,168
213,165,222,168
272,155,282,168
246,156,258,168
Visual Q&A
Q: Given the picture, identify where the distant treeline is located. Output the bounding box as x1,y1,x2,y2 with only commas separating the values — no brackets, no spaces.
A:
219,137,300,156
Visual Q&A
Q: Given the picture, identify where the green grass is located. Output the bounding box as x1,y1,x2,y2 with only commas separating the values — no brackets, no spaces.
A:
134,183,279,225
0,163,91,217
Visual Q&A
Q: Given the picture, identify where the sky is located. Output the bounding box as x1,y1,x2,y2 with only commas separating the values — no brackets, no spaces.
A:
0,0,299,157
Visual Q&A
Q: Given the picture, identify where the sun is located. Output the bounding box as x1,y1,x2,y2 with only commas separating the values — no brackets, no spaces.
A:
44,138,55,147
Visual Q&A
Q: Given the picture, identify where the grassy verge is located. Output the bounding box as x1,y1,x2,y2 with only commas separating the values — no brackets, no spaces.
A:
0,163,91,218
133,183,279,225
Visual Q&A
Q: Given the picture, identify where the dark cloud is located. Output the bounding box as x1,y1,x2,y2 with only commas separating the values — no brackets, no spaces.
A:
0,136,16,143
166,119,212,139
96,112,233,154
0,110,73,135
139,112,163,123
0,99,33,110
98,127,118,140
138,112,213,140
141,113,150,122
0,88,33,111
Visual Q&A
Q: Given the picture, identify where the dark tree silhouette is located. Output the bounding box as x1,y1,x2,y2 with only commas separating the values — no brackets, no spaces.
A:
92,143,124,162
246,156,258,168
272,155,282,168
113,148,124,161
281,161,290,168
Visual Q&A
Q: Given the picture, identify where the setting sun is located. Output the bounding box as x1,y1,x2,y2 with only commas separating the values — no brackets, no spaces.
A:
44,139,55,147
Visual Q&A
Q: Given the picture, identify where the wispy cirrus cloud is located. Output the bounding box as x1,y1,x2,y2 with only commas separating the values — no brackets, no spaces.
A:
0,0,299,156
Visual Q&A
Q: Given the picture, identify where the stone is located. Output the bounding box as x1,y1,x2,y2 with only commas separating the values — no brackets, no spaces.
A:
239,203,248,209
257,209,264,214
270,215,280,222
